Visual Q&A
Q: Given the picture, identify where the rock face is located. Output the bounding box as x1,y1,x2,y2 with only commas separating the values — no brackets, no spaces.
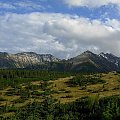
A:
0,51,120,72
67,51,119,72
99,52,120,68
0,52,60,68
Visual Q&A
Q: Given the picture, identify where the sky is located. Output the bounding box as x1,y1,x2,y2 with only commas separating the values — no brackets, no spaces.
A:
0,0,120,59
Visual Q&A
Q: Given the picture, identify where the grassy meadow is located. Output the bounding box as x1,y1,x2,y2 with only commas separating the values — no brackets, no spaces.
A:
0,70,120,119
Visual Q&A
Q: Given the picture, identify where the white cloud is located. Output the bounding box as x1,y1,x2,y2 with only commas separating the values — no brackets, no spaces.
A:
14,1,43,10
0,3,15,9
62,0,120,8
0,1,44,11
0,12,120,59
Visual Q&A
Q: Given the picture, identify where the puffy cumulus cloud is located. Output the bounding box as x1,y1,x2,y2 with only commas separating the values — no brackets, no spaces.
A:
0,12,120,59
62,0,120,8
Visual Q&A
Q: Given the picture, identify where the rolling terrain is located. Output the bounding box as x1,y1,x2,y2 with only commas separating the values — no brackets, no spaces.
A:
0,70,120,119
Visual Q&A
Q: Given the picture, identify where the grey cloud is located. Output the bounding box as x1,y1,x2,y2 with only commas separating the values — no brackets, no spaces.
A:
61,0,120,8
0,13,120,59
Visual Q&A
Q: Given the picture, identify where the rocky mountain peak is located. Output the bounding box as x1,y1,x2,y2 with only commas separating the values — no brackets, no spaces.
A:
99,52,120,67
83,50,93,54
80,50,97,58
0,52,60,68
0,51,120,72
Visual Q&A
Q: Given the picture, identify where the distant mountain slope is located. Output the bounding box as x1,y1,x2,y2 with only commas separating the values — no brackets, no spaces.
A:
68,51,119,72
0,52,60,69
0,51,120,72
99,52,120,68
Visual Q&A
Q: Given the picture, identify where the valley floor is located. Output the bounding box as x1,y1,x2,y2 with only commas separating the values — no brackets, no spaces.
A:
0,71,120,119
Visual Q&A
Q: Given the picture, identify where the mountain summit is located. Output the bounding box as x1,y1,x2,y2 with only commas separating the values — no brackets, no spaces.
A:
0,52,60,69
0,51,120,72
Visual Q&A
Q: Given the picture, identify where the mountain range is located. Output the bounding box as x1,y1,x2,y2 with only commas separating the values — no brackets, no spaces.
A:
0,51,120,72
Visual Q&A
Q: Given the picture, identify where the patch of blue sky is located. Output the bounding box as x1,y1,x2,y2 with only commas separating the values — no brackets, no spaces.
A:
0,0,119,21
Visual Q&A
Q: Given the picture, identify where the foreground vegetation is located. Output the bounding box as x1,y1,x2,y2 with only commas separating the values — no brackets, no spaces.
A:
7,95,120,120
0,70,120,119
